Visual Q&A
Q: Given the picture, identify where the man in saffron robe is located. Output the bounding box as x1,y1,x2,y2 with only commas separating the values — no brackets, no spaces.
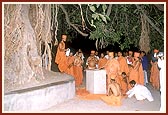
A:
73,52,84,87
55,34,68,72
98,53,107,69
120,72,129,96
117,51,129,90
104,52,121,88
117,51,129,76
126,50,134,65
105,50,110,59
86,50,98,69
101,79,122,106
150,61,160,90
129,52,144,85
66,52,75,77
150,49,160,90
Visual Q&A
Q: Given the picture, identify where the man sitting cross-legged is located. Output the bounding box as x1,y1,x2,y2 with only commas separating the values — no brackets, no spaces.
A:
101,79,122,106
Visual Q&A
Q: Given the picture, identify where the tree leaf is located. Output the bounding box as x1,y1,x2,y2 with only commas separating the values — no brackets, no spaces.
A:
99,14,107,24
105,15,111,21
102,4,107,13
89,5,96,12
92,13,99,20
96,4,100,8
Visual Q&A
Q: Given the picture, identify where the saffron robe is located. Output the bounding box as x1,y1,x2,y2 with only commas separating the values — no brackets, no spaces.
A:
55,41,68,72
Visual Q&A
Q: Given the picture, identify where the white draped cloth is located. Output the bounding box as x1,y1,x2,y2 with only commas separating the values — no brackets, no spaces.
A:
158,57,166,112
126,84,154,102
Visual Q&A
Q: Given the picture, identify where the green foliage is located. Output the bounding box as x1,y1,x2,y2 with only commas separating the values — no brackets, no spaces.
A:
89,5,96,12
56,4,164,51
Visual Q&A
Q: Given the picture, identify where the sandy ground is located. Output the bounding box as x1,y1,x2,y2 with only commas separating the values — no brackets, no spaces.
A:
42,71,162,113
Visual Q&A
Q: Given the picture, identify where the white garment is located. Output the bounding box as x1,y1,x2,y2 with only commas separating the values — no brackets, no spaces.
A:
158,58,164,92
143,70,148,85
105,55,109,60
126,84,154,102
126,56,133,65
158,58,166,112
66,48,70,56
95,56,99,60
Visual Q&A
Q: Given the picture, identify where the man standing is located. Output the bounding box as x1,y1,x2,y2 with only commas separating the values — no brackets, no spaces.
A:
157,52,165,112
98,53,107,69
66,52,75,76
126,80,154,102
104,52,121,87
129,52,144,85
73,52,84,88
55,34,68,72
140,51,149,86
117,51,129,76
86,50,98,69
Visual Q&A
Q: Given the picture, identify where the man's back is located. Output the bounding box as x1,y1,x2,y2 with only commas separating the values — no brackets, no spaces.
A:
126,84,154,102
108,82,121,97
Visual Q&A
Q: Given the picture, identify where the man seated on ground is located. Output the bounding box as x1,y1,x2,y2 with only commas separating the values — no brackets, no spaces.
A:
101,79,122,106
107,79,121,96
120,72,129,96
126,80,154,102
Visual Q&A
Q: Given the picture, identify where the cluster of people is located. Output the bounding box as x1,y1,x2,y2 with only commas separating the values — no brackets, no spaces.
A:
150,49,165,111
55,34,84,88
55,34,164,109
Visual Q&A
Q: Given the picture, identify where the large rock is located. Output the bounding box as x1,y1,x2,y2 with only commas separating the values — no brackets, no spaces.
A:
4,70,75,112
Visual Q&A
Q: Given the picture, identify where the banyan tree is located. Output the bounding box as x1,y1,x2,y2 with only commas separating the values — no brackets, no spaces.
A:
3,3,164,85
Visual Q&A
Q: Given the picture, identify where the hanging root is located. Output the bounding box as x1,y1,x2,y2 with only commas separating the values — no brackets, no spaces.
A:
139,14,150,53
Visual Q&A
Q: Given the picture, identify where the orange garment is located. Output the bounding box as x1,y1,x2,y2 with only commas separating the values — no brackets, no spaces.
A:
150,61,160,90
117,56,129,76
105,58,121,85
55,41,68,72
117,56,129,92
73,56,83,87
120,76,129,95
129,59,144,85
101,95,122,106
66,55,75,76
98,57,107,69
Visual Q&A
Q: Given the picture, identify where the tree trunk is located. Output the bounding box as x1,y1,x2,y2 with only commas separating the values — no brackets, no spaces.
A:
139,14,150,53
4,4,43,85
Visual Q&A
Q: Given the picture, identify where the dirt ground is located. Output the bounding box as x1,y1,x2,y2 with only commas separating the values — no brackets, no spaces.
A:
4,68,163,113
42,71,162,113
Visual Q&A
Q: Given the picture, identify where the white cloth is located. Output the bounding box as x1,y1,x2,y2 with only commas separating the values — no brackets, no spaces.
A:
158,58,166,112
95,56,99,60
66,48,70,56
144,70,148,85
158,58,164,92
126,56,132,64
126,84,154,102
105,55,109,60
